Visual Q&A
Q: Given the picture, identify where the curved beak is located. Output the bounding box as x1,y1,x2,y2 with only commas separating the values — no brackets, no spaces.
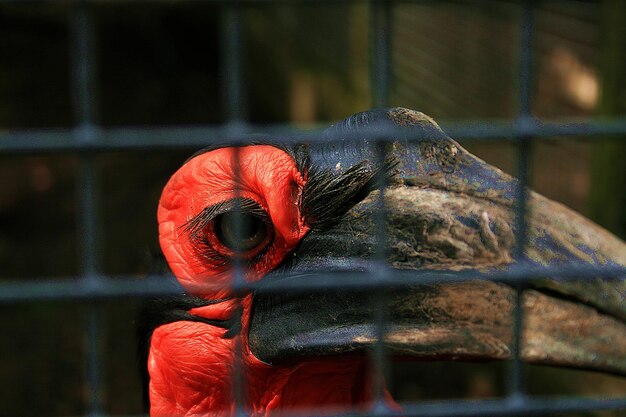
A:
248,108,626,375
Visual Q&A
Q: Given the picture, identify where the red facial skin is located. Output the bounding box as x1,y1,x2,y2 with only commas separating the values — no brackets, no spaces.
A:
153,145,392,416
158,146,309,299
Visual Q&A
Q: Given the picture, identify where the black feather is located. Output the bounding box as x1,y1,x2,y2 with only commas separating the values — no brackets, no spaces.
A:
300,158,394,231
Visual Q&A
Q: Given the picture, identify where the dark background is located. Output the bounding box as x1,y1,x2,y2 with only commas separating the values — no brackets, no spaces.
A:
0,1,625,416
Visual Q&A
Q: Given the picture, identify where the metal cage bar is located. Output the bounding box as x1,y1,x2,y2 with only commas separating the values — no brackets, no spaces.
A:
369,0,393,412
0,0,625,416
2,119,626,154
69,3,104,416
0,262,624,302
220,4,250,417
507,0,535,400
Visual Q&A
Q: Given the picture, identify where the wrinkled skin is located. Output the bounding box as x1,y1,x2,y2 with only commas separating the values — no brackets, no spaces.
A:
148,298,377,417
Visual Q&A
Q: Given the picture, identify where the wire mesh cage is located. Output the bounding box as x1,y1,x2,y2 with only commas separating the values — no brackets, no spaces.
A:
0,0,625,416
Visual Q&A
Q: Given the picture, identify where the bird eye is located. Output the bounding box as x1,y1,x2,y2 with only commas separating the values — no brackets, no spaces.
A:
213,211,269,253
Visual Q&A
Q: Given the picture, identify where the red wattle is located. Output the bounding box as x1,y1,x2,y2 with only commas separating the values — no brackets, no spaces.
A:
148,296,380,417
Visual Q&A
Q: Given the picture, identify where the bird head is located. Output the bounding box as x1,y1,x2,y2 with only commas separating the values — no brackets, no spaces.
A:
147,108,626,415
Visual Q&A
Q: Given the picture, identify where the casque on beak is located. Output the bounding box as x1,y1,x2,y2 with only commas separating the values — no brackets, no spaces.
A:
248,108,626,375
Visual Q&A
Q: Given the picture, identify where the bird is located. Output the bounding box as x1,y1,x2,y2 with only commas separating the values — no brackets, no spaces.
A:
140,107,626,417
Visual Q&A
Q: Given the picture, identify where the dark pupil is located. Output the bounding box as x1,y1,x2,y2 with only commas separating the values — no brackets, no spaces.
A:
214,211,266,252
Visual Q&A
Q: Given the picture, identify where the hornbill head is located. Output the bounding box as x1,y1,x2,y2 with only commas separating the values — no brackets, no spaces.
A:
146,108,626,416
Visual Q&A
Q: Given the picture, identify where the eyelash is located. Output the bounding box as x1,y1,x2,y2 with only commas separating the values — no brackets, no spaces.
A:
183,198,274,267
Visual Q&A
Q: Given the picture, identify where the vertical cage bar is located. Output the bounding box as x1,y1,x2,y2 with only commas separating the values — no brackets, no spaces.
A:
508,0,535,401
72,3,97,129
518,0,534,119
72,0,99,280
371,0,392,108
370,0,393,412
221,2,248,416
371,139,392,413
70,3,103,416
81,158,104,417
221,1,247,124
85,306,103,417
230,145,248,417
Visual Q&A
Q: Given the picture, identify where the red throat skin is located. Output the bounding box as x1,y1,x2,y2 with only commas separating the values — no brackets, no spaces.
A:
152,145,396,416
148,295,378,417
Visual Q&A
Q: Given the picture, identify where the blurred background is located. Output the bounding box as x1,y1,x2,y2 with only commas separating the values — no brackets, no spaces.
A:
0,0,625,416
